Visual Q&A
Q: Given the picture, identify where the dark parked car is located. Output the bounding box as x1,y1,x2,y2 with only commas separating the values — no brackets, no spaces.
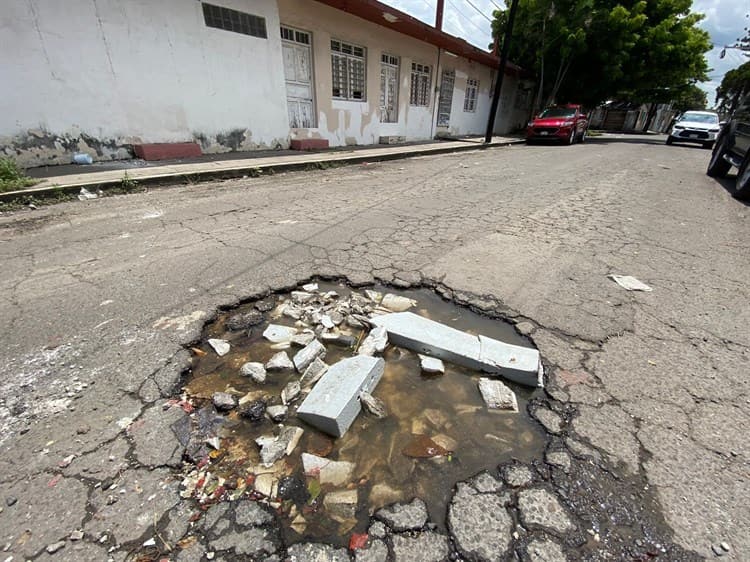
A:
526,105,588,145
706,95,750,199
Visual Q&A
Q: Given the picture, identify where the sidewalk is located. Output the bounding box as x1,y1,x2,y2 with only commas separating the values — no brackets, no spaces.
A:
3,136,523,201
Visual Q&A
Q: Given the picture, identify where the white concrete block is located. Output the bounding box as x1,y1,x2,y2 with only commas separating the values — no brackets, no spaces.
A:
296,356,385,437
293,339,326,372
370,312,542,387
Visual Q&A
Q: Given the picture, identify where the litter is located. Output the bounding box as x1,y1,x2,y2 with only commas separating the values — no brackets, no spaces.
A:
608,274,653,292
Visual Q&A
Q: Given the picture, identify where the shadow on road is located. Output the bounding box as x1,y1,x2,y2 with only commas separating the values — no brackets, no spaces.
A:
710,175,750,206
585,135,711,149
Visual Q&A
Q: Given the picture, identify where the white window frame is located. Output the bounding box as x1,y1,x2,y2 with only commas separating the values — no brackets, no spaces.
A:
410,63,431,106
464,78,479,112
331,39,367,101
380,53,400,123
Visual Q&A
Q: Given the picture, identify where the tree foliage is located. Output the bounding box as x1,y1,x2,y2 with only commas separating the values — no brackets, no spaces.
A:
715,61,750,114
492,0,711,111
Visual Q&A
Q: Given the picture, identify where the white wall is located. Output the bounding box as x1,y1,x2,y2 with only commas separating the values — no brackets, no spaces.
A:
0,0,291,166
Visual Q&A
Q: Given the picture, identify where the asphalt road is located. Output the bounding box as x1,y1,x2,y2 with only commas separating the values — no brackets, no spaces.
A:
0,134,747,561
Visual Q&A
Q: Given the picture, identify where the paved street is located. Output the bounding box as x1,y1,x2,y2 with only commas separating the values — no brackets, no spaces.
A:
0,134,747,561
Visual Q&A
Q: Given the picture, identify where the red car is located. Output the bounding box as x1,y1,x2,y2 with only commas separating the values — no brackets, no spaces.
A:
526,104,588,145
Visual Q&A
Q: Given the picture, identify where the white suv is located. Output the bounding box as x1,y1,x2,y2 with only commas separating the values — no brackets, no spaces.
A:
666,111,721,149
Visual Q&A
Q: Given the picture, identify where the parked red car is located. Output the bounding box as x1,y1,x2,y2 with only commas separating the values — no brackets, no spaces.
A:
526,104,588,145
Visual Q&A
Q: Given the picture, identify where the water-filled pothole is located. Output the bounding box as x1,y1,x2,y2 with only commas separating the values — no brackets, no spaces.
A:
179,282,546,546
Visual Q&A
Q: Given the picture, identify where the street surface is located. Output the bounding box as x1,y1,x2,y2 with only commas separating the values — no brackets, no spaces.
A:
0,134,747,561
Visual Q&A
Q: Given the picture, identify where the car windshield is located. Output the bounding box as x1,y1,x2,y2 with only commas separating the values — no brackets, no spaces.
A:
539,107,576,118
680,112,718,124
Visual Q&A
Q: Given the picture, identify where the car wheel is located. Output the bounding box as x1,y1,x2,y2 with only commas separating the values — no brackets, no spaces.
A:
665,136,673,145
579,129,587,143
566,129,575,145
734,156,750,200
706,135,731,178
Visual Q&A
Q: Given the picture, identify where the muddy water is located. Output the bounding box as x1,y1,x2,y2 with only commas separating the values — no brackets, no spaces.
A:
185,283,546,546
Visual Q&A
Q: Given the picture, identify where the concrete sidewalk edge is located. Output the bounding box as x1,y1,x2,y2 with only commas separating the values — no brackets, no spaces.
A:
1,139,524,203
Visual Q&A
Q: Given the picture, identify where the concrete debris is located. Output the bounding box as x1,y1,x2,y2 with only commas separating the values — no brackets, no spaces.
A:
207,339,230,356
227,310,264,331
46,541,66,554
282,303,304,320
238,399,266,421
357,326,388,356
263,324,297,344
302,283,319,292
370,312,542,387
477,378,518,411
266,405,288,422
360,391,387,418
69,530,84,541
78,187,98,200
419,354,445,374
608,274,653,292
301,453,355,485
255,426,304,467
206,436,221,450
381,293,417,312
293,339,326,372
240,362,267,383
365,289,383,303
329,311,344,325
266,351,294,371
300,357,329,388
282,381,301,405
324,489,358,521
297,356,385,437
320,315,335,329
291,291,316,303
292,331,316,347
212,392,237,411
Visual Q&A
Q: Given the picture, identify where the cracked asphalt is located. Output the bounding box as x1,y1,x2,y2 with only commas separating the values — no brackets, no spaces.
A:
0,134,747,561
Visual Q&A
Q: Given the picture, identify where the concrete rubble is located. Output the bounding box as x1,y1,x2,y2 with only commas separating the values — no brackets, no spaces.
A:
477,378,518,411
266,351,294,371
293,339,326,372
255,426,304,467
370,312,543,387
207,338,230,356
357,325,388,356
240,361,267,383
302,453,355,485
419,354,445,374
297,356,385,437
263,324,297,344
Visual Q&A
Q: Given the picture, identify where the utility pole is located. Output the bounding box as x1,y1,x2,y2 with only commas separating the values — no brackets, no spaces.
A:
435,0,444,30
484,0,520,143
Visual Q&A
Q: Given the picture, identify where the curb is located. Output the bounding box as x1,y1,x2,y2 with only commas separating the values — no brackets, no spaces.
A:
1,139,525,203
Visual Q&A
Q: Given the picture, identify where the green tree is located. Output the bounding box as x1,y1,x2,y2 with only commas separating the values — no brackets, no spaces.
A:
670,84,708,112
492,0,711,113
715,61,750,113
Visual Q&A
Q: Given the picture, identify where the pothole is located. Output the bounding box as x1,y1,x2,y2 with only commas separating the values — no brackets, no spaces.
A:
176,282,546,546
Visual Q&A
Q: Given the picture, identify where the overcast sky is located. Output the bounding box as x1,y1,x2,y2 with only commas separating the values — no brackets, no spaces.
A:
382,0,749,107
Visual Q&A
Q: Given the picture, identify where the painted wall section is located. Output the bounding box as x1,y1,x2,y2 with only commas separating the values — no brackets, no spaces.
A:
0,0,291,166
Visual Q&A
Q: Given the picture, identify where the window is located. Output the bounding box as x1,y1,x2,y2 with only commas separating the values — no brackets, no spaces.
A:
202,3,267,39
331,39,367,101
464,78,479,112
380,54,399,123
281,26,310,45
410,63,431,106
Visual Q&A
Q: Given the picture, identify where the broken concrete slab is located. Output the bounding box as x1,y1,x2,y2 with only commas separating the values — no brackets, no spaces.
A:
297,356,385,437
370,312,542,387
255,426,304,467
240,362,267,383
281,381,301,405
419,354,445,374
478,378,518,411
207,338,230,356
300,357,329,388
263,324,297,344
266,405,288,422
324,489,358,521
301,453,355,486
293,339,326,372
360,391,387,418
266,352,294,371
381,294,417,312
358,326,388,356
212,392,237,411
291,331,316,347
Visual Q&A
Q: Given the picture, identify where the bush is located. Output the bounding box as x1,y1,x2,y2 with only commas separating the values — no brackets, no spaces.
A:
0,158,37,193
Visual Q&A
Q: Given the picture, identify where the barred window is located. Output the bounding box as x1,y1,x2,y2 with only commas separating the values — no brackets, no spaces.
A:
281,26,310,45
410,63,431,106
464,78,479,112
331,39,367,101
202,3,267,39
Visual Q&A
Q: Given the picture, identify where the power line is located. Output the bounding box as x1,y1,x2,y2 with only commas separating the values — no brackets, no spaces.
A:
488,0,503,10
462,0,494,23
446,0,491,36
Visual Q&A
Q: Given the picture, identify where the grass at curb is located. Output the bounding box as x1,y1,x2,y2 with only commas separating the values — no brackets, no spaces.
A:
0,158,38,193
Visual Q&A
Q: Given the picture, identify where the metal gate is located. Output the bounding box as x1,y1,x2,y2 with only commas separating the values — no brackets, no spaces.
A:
281,26,314,128
437,69,455,127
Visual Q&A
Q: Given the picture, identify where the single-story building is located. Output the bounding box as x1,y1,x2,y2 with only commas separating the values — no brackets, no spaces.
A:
1,0,534,167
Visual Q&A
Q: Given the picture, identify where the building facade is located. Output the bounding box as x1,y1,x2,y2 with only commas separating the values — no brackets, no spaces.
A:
0,0,533,167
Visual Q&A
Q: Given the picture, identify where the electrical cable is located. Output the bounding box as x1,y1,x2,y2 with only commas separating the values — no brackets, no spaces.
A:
462,0,494,22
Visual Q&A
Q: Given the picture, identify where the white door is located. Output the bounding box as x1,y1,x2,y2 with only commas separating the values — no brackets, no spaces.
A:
281,26,314,128
437,69,455,127
380,54,399,123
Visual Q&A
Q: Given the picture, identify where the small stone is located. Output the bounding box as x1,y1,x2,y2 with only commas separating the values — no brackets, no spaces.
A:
712,544,725,556
238,399,267,421
302,453,354,486
256,426,304,467
533,407,564,434
515,321,535,336
503,465,533,487
381,294,416,312
5,496,17,507
266,405,289,422
240,362,267,384
546,450,572,473
369,521,387,538
69,530,84,541
282,381,301,405
720,542,731,552
300,357,329,388
293,340,326,372
302,283,319,292
207,339,230,356
419,355,445,374
226,310,264,331
292,331,316,347
323,489,358,521
320,315,335,329
46,541,66,554
266,352,294,371
375,498,428,531
291,291,316,303
263,324,297,344
255,298,275,312
143,538,156,547
360,392,387,418
365,290,382,303
278,476,309,504
358,326,388,356
478,378,518,411
212,392,237,411
330,311,344,325
76,425,90,435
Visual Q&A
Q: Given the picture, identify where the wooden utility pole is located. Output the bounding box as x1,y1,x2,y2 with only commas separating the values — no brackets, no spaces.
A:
485,0,520,143
435,0,444,30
